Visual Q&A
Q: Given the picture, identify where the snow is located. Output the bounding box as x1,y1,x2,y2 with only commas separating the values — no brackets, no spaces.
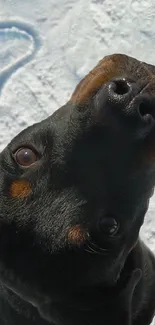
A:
0,0,155,323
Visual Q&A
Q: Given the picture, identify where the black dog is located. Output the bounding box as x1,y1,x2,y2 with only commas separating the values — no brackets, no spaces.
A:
0,54,155,325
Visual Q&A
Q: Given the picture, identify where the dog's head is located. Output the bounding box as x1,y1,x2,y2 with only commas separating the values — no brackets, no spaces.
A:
0,54,155,308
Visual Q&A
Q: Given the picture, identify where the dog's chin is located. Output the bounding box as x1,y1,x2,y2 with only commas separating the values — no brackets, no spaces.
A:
82,232,136,289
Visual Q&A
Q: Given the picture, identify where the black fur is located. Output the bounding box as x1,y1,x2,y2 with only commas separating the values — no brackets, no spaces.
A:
0,54,155,324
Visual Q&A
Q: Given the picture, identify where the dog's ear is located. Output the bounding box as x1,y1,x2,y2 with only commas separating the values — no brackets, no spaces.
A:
70,54,154,105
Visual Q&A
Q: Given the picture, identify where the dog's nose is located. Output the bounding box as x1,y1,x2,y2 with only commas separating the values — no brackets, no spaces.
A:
95,78,155,138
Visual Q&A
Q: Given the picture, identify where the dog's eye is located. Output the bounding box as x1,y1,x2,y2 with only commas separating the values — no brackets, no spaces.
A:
14,147,38,167
100,218,119,236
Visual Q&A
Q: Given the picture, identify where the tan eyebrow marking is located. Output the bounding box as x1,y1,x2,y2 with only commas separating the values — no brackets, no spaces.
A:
10,179,32,198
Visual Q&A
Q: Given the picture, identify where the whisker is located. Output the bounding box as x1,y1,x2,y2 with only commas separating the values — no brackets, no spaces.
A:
85,238,109,255
86,243,104,255
87,243,98,254
89,241,108,252
84,248,96,254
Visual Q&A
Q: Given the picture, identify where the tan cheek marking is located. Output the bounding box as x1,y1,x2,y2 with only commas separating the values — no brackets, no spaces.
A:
10,180,32,198
67,225,89,245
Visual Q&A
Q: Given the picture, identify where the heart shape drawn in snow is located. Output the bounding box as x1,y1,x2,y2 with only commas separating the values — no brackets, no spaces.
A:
0,20,41,94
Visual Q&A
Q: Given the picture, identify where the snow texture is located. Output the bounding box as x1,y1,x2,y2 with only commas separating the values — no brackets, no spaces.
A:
0,0,155,323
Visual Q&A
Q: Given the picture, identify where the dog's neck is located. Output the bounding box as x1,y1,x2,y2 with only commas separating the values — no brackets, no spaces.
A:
37,242,142,325
2,240,143,325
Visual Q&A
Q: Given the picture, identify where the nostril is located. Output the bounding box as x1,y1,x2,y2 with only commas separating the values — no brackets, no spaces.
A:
134,94,155,126
139,102,153,118
113,79,131,95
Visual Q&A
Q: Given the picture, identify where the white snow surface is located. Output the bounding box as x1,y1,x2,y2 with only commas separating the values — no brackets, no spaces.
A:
0,0,155,323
